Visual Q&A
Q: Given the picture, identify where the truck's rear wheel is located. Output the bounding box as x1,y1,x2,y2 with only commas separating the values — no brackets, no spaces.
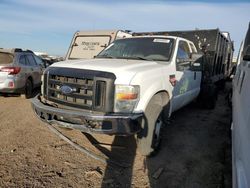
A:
137,94,167,156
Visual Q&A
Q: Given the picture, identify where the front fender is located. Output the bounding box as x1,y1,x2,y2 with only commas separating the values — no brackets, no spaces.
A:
134,83,172,114
129,64,174,115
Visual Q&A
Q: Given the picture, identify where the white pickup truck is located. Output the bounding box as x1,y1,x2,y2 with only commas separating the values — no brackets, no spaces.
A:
32,35,209,156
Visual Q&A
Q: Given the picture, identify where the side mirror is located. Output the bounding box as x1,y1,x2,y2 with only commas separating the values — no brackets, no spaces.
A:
243,45,250,61
193,62,201,67
191,62,202,71
190,53,203,71
40,63,45,68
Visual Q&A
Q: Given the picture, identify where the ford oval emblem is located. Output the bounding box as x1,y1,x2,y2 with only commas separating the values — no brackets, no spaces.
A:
60,85,75,95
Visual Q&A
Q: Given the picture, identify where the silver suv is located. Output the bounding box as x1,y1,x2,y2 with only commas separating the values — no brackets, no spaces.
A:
0,48,43,98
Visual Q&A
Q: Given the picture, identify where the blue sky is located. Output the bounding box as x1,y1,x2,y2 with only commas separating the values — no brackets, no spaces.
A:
0,0,249,56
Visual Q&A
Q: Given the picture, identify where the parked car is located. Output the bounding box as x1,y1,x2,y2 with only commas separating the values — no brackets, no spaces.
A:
0,48,43,98
232,22,250,188
32,28,233,156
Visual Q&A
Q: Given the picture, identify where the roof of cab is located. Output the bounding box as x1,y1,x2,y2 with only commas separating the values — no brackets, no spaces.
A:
132,35,177,39
124,35,194,43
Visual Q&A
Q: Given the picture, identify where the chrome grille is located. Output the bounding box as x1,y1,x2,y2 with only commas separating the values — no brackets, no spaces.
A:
43,67,115,112
48,75,97,110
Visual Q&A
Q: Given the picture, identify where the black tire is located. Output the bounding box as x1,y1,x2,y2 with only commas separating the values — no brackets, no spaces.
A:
25,79,33,99
137,94,167,156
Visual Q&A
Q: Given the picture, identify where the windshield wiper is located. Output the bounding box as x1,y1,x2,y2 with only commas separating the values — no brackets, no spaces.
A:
95,55,153,61
126,56,152,61
95,54,115,59
132,56,152,61
130,56,169,62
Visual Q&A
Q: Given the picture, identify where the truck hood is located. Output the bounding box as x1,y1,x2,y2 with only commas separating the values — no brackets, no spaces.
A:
50,58,163,84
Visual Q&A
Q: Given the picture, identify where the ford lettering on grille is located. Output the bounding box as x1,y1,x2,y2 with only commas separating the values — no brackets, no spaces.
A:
60,85,75,95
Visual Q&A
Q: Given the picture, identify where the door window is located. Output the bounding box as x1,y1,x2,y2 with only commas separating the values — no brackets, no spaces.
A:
19,55,27,65
34,55,45,68
176,41,191,71
26,54,37,66
189,43,197,53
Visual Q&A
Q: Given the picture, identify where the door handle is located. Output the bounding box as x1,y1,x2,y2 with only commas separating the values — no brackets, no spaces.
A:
194,72,197,80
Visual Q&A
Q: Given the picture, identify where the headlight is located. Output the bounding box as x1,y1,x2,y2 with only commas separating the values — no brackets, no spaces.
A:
114,85,140,113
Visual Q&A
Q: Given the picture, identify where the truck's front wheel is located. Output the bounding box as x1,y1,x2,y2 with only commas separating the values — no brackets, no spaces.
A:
137,94,167,156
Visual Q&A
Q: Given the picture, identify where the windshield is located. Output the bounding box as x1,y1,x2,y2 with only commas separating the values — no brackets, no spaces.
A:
96,37,174,61
0,52,14,64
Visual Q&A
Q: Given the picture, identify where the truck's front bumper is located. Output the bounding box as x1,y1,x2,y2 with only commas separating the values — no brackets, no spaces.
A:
31,95,143,135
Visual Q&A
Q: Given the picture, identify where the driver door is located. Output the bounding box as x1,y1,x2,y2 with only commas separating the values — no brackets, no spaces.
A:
172,40,197,112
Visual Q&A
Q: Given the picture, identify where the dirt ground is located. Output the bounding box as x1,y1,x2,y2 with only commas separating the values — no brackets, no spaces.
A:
0,89,232,188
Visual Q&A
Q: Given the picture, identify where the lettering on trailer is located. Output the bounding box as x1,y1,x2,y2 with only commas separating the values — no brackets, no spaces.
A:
82,41,100,51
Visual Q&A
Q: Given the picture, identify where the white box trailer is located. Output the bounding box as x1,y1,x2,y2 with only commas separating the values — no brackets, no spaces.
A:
65,30,131,60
